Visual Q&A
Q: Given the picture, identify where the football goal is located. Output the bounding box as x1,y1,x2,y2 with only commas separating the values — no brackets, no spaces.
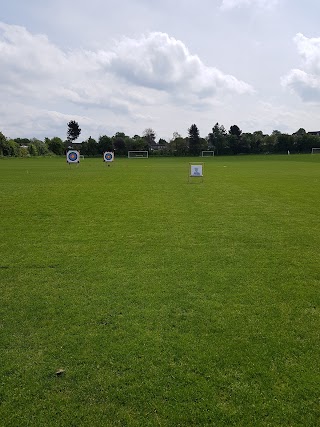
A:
311,148,320,154
128,151,149,158
201,151,214,157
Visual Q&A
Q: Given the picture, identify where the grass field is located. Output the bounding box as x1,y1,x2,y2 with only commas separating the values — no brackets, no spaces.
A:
1,155,320,426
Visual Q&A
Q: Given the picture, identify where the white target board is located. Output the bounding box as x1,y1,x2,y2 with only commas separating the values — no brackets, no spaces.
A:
190,164,203,177
103,152,114,162
188,163,204,183
67,150,80,163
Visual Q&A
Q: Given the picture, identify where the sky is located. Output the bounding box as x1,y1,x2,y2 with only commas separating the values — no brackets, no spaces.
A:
2,0,320,141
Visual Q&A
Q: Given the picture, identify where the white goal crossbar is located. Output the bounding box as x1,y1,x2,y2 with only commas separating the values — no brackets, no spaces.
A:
311,148,320,154
128,151,149,158
201,151,214,157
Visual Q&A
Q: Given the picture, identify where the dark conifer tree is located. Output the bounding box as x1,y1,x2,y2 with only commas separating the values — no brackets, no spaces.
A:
188,124,201,156
67,120,81,143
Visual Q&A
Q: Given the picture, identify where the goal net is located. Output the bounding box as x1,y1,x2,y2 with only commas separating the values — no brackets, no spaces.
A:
311,148,320,154
201,151,214,157
128,151,149,158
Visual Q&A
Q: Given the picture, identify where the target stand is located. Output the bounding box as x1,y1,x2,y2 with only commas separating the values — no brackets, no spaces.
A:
103,151,114,166
67,150,80,166
188,163,204,183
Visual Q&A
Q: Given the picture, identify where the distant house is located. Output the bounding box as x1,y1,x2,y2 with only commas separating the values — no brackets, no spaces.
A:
149,141,167,151
308,131,320,136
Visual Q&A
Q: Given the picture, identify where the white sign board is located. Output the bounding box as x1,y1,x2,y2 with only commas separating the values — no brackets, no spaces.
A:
190,164,203,177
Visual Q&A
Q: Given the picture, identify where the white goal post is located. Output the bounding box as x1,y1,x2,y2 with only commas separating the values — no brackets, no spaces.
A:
128,151,149,158
311,148,320,154
201,151,214,157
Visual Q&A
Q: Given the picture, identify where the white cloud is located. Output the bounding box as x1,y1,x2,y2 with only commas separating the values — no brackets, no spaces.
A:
0,23,253,107
220,0,278,10
0,102,98,139
240,101,310,133
103,32,253,98
282,33,320,102
0,22,254,138
293,33,320,73
281,69,320,102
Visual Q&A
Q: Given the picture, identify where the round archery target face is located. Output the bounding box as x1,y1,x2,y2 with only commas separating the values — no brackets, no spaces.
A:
67,150,80,163
104,152,114,162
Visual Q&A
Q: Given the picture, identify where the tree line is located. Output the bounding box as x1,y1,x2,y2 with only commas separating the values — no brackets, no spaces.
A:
1,122,320,158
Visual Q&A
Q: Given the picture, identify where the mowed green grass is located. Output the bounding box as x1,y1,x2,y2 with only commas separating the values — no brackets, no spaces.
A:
0,155,319,426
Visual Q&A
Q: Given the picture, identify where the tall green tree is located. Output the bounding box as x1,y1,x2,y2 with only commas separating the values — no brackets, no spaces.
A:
208,123,227,155
262,134,277,153
228,125,243,154
251,131,265,153
168,132,188,156
28,144,38,156
31,138,49,155
46,137,65,155
67,120,81,143
175,137,188,156
229,124,242,138
275,133,294,153
86,137,98,156
292,128,314,153
0,131,6,156
143,128,156,147
112,132,128,156
98,135,113,154
188,124,201,156
0,138,20,157
130,135,148,151
294,132,319,153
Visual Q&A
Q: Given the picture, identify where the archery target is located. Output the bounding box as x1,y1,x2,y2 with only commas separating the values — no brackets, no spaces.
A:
190,164,203,177
104,152,114,162
67,150,80,163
